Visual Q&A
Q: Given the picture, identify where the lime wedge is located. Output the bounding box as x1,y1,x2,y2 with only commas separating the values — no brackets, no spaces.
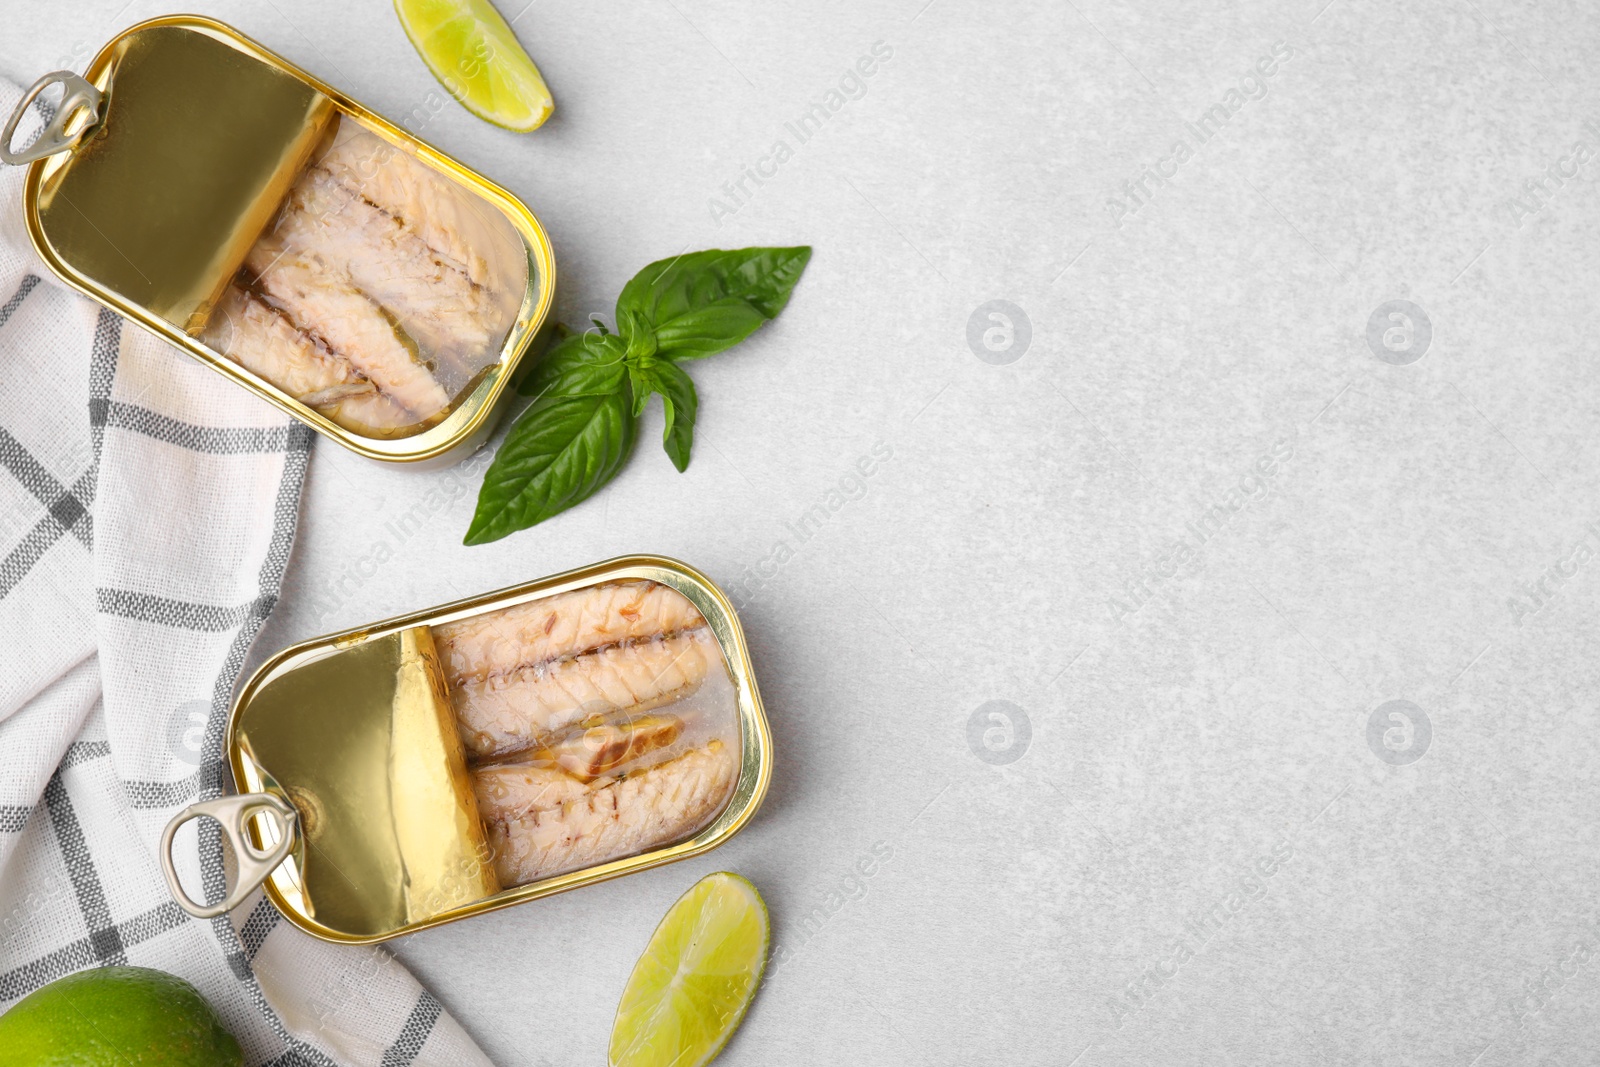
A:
394,0,555,132
610,872,770,1067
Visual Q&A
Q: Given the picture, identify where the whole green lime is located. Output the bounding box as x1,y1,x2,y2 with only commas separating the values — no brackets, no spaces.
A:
0,966,242,1067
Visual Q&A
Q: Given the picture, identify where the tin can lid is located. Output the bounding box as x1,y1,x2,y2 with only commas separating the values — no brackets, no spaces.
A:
226,625,497,939
25,22,336,333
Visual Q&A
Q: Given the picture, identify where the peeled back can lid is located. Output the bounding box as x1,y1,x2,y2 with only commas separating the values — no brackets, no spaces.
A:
28,25,336,333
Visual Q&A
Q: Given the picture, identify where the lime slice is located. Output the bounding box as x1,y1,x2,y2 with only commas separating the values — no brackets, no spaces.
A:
394,0,555,132
610,872,770,1067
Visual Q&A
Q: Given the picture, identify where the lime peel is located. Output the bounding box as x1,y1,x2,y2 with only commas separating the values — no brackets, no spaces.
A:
0,965,243,1066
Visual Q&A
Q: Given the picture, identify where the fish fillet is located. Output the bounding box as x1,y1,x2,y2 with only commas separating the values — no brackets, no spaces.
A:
273,166,502,370
474,764,600,825
545,714,683,782
200,115,527,436
245,235,449,419
483,741,737,886
435,581,706,688
203,282,354,398
451,628,716,760
325,391,426,438
296,382,418,438
316,123,525,294
202,283,416,434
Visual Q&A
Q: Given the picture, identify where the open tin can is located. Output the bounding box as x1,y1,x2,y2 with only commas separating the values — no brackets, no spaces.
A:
1,15,555,465
159,556,772,944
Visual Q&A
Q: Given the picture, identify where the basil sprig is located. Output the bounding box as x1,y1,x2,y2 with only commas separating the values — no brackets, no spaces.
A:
464,246,811,545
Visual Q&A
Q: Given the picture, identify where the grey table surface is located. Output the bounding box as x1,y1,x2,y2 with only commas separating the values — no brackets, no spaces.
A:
7,0,1600,1063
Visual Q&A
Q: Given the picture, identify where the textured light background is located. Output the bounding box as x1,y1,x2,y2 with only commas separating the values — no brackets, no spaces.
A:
5,0,1600,1063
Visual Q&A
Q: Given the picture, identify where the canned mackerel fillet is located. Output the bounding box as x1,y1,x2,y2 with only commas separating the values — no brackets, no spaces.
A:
159,557,773,944
0,16,555,464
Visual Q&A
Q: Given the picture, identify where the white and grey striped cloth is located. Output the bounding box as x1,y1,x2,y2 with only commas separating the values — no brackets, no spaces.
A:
0,83,493,1066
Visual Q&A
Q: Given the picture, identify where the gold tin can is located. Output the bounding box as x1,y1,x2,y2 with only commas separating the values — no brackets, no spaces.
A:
159,556,772,944
2,16,556,466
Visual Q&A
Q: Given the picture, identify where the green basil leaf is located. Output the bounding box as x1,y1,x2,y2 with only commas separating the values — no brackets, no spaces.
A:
470,244,808,548
620,308,657,361
519,331,627,399
616,246,812,328
631,360,699,471
651,298,768,361
650,361,698,472
627,363,651,417
464,389,636,544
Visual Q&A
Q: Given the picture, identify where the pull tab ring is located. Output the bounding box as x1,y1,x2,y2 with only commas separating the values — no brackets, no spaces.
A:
1,71,104,166
160,792,299,919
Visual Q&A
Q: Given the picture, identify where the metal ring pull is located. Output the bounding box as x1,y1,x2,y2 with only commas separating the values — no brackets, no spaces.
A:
160,792,299,919
1,71,104,166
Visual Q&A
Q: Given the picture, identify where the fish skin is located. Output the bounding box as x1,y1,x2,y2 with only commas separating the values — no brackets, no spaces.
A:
435,581,706,688
483,741,737,886
274,166,504,375
203,283,416,434
245,235,449,419
316,123,525,294
450,628,715,760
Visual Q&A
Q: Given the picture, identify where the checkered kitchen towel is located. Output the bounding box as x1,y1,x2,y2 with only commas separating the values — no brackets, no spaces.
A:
0,84,493,1066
